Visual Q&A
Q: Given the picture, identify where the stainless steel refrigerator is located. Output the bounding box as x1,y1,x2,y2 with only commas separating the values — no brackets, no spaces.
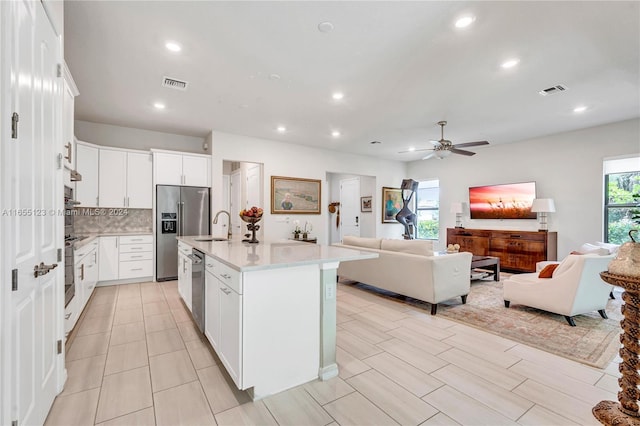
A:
156,185,210,281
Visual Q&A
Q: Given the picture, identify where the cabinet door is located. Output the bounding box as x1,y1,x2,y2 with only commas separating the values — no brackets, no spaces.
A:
155,152,183,185
178,253,186,299
126,152,152,208
99,236,119,281
62,82,75,169
75,144,99,206
183,155,210,187
85,249,98,303
98,149,127,207
205,270,220,350
219,285,242,387
184,258,192,311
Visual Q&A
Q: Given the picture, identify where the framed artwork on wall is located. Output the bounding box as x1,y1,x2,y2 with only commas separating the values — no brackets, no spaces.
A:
271,176,321,214
382,187,402,223
360,196,372,212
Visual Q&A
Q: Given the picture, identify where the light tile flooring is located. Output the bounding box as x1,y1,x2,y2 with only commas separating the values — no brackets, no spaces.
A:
44,279,621,426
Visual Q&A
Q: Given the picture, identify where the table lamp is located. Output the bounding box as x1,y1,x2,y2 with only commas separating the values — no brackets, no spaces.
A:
450,202,463,228
530,198,556,231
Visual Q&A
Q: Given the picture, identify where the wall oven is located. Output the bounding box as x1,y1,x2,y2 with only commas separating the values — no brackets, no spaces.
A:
64,185,79,307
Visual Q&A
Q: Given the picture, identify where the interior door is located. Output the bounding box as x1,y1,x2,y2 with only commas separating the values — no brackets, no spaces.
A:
7,1,62,424
246,163,261,209
340,178,361,241
230,170,242,237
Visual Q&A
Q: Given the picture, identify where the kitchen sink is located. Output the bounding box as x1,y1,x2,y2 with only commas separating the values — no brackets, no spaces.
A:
194,237,228,242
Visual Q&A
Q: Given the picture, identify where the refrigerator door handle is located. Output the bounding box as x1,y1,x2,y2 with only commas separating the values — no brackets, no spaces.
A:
176,201,181,236
180,202,185,236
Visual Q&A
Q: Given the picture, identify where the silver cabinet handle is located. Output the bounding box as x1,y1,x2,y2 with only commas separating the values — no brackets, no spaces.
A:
65,142,72,163
130,268,143,271
81,263,85,281
65,312,72,320
130,255,143,259
206,263,214,268
220,287,231,295
221,273,231,279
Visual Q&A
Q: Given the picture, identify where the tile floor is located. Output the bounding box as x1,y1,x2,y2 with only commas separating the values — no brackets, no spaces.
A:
44,279,620,426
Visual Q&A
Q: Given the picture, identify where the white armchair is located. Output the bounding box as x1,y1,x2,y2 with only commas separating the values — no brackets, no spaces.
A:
503,254,615,326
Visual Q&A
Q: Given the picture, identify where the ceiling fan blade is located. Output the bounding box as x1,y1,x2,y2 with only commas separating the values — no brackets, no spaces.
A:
429,140,441,146
397,148,435,154
421,152,437,160
450,148,476,156
452,140,489,148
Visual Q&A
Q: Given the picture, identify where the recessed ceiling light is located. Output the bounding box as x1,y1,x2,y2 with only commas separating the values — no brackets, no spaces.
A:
573,105,587,113
269,74,281,81
153,102,166,110
277,126,287,133
332,92,344,100
165,41,182,52
408,147,416,152
501,58,520,69
318,21,334,33
370,141,382,145
331,131,341,138
455,16,475,28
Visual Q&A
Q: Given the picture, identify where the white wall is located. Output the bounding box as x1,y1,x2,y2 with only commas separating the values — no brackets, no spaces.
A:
211,131,407,244
75,120,207,154
407,118,640,255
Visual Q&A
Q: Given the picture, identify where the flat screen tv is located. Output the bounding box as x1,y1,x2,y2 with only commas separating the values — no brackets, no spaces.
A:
469,181,537,220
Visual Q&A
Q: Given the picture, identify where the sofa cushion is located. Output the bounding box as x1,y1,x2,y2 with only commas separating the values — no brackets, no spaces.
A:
538,263,560,278
342,236,382,249
380,239,433,256
577,243,610,256
594,241,620,254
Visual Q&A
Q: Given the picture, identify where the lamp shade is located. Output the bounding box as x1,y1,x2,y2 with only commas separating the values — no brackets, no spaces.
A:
530,198,556,213
450,202,463,214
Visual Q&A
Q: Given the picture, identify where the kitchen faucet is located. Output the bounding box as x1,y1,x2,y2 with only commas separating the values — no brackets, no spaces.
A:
213,210,232,240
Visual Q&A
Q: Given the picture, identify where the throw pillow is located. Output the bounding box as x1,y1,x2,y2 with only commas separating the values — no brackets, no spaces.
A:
538,263,560,278
577,243,609,256
380,239,434,256
595,241,620,255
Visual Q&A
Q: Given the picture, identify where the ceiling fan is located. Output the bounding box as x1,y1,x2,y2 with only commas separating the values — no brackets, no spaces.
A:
399,121,489,160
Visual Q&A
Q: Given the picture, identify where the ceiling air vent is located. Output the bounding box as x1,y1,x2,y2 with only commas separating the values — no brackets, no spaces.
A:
162,76,188,91
538,84,568,96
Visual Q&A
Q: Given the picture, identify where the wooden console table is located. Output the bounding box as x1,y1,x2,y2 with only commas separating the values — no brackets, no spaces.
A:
447,228,557,272
593,272,640,426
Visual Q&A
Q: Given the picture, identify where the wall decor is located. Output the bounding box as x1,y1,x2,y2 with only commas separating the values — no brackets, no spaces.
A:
360,196,372,212
271,176,321,214
382,187,403,223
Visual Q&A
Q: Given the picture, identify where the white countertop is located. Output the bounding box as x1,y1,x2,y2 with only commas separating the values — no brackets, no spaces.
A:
177,236,378,272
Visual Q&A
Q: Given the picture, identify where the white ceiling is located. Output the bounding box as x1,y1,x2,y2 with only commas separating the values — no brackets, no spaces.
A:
64,1,640,161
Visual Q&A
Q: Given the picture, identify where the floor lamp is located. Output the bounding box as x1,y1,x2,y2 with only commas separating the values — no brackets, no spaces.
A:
531,198,555,231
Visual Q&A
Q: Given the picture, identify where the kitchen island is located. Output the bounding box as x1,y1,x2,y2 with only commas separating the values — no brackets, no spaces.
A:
176,236,377,400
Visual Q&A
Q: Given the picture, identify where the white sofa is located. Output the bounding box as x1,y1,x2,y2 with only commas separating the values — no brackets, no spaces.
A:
504,254,615,326
334,236,473,315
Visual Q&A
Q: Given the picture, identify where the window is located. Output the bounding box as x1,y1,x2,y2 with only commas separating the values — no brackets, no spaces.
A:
415,179,439,240
604,157,640,244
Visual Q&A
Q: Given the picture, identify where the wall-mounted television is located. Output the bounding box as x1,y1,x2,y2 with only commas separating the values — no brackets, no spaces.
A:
469,181,537,220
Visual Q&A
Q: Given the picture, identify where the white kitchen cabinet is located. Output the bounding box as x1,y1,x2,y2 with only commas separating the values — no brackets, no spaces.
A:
204,269,220,350
74,239,99,316
62,63,78,171
84,248,99,304
98,236,119,281
126,152,152,208
183,155,210,187
75,142,99,206
98,149,127,207
64,292,79,340
153,150,211,187
219,283,242,385
118,235,153,279
178,242,192,310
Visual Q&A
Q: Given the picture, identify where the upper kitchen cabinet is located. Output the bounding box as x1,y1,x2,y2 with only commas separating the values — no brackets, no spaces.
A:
98,148,152,208
152,150,211,187
62,63,79,171
75,141,99,206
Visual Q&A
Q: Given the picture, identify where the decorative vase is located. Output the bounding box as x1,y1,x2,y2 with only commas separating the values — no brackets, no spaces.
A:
294,233,300,239
302,232,308,239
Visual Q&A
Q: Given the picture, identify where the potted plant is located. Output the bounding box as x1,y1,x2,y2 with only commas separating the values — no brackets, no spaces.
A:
292,220,301,239
303,221,312,239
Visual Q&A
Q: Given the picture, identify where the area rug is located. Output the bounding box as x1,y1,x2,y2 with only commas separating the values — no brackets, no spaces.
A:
347,278,623,369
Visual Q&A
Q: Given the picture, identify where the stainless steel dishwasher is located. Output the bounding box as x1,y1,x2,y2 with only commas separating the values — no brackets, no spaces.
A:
189,250,205,333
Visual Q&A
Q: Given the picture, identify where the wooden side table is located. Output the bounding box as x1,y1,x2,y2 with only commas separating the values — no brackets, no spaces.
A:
593,271,640,425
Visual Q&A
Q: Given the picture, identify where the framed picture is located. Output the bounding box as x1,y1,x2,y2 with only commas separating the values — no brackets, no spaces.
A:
360,196,372,212
271,176,321,214
382,187,403,223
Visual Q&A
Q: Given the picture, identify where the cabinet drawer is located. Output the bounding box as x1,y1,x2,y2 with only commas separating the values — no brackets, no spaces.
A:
119,235,152,244
490,231,546,242
490,238,544,253
75,240,98,260
120,252,153,262
119,243,153,253
178,242,192,256
205,255,241,293
119,260,153,279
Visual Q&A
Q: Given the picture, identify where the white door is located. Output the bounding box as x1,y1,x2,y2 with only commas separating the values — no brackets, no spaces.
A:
126,152,152,208
204,270,220,350
219,285,242,387
5,2,63,424
99,149,127,207
230,170,242,237
340,178,361,241
98,236,119,281
75,143,99,206
246,163,261,209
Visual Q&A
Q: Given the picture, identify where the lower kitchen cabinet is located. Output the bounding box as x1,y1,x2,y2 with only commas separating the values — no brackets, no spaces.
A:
69,239,99,336
178,242,192,310
99,236,119,281
98,234,153,283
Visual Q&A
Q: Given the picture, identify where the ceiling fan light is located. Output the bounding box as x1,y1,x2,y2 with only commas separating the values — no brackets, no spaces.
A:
435,150,451,159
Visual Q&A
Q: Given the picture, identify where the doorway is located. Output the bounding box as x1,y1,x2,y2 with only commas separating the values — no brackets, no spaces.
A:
221,161,263,239
327,172,376,244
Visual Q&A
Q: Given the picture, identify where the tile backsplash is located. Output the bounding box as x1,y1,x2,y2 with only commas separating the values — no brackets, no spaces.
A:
74,208,153,234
